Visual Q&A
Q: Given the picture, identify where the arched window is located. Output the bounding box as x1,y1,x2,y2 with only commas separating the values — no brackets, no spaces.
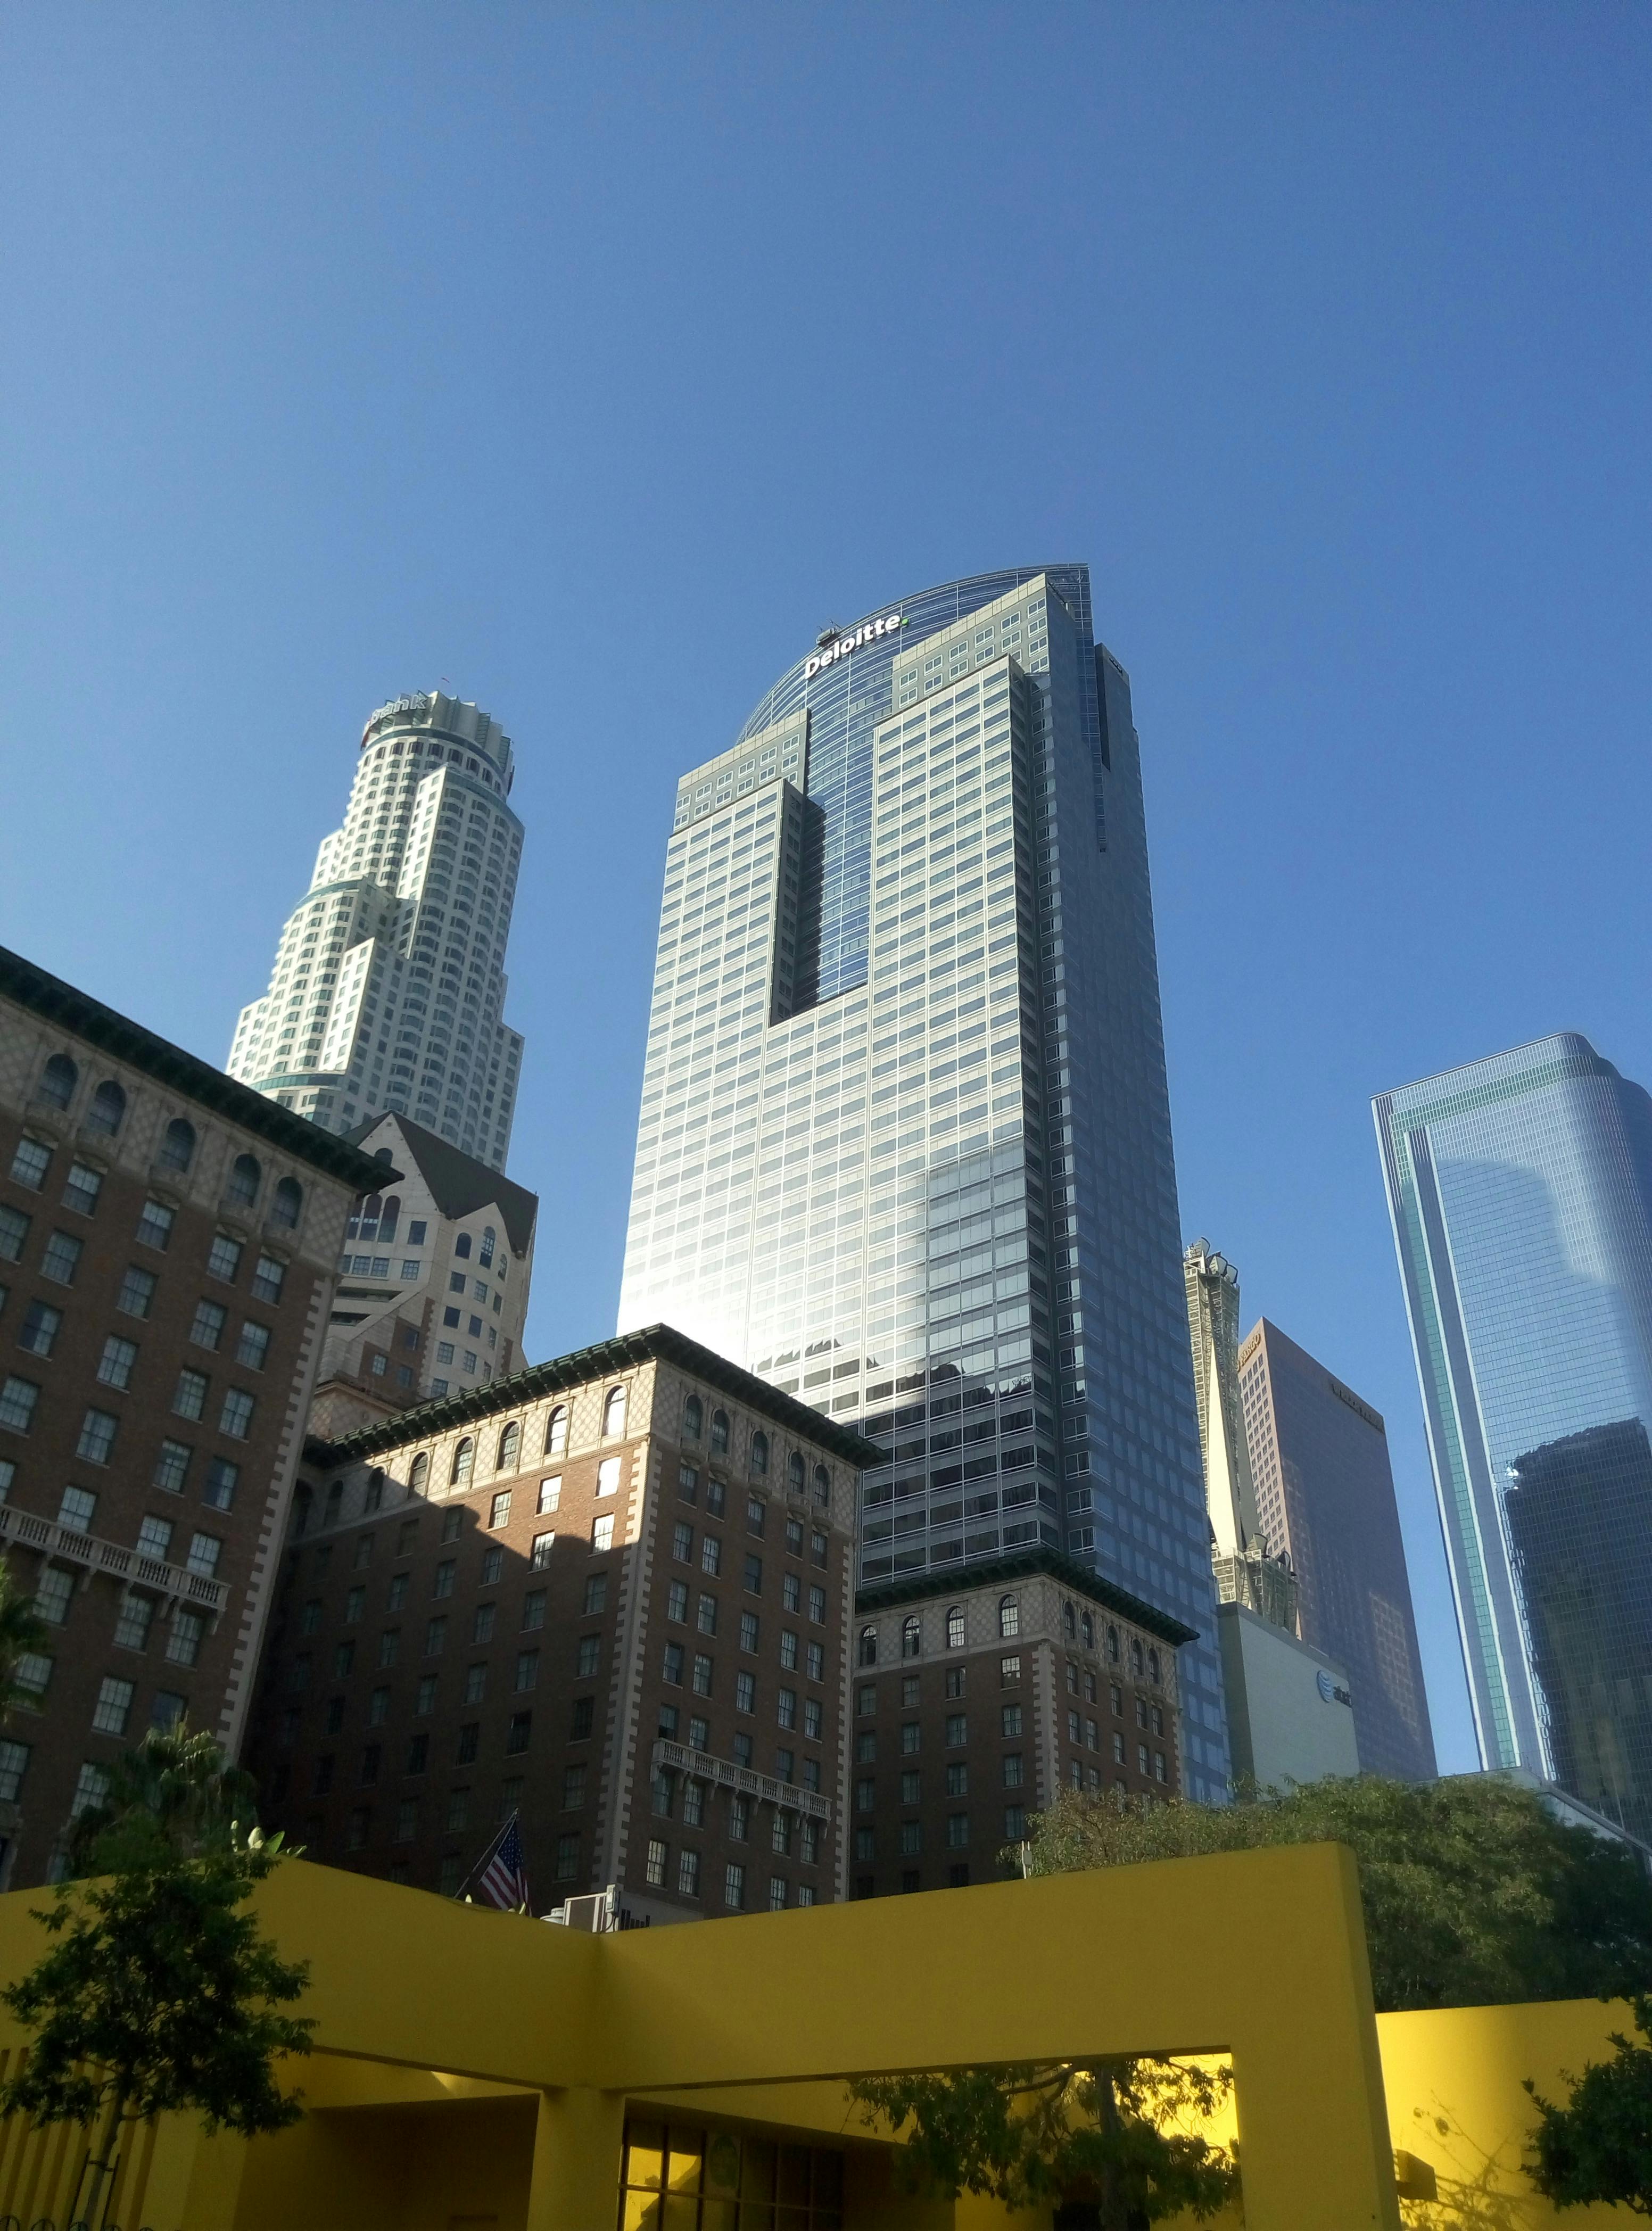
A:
497,1421,521,1472
1081,1612,1095,1650
902,1615,922,1660
324,1481,343,1524
409,1452,429,1494
270,1177,303,1230
36,1053,77,1110
682,1395,703,1441
603,1385,627,1437
787,1451,805,1493
156,1117,196,1173
293,1482,313,1536
365,1470,385,1513
546,1406,568,1458
998,1594,1020,1640
1063,1601,1077,1641
812,1464,830,1507
1107,1625,1120,1664
1147,1649,1161,1685
858,1625,879,1668
376,1195,400,1242
455,1233,473,1260
946,1605,965,1650
750,1430,769,1477
451,1437,474,1488
479,1226,496,1268
710,1409,729,1455
226,1154,261,1210
1131,1639,1145,1678
86,1080,127,1137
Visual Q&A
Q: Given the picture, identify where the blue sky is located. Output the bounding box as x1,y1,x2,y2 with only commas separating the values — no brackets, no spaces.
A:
5,6,1650,1774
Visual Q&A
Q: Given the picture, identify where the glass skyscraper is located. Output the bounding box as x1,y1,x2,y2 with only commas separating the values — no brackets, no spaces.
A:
618,568,1229,1800
1375,1034,1652,1826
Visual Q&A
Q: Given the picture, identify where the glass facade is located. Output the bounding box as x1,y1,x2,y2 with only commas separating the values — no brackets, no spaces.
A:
1238,1319,1436,1782
1375,1035,1652,1823
621,569,1229,1799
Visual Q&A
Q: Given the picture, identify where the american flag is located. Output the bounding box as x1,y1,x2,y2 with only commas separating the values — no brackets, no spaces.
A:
474,1815,530,1911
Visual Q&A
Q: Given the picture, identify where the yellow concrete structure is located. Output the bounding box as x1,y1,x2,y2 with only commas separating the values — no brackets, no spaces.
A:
0,1846,1631,2229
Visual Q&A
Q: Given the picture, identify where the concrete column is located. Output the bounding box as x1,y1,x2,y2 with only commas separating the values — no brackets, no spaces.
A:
525,2085,626,2231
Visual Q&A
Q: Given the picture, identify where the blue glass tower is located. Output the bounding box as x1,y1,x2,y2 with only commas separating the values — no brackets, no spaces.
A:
1375,1035,1652,1827
622,569,1230,1799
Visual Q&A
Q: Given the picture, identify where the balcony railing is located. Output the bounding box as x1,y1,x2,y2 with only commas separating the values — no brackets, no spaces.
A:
0,1505,229,1619
650,1738,831,1822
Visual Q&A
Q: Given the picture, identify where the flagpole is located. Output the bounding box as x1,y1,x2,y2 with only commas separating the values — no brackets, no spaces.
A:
454,1809,518,1901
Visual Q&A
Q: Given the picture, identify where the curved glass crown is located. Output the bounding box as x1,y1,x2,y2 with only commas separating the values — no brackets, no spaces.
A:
721,568,1089,1010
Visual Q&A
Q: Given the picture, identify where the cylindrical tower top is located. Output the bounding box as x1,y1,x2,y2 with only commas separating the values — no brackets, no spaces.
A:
360,690,514,786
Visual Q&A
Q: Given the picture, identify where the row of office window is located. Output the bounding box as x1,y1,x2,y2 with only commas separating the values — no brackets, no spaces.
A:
401,1383,627,1497
24,1062,308,1226
860,1595,1163,1676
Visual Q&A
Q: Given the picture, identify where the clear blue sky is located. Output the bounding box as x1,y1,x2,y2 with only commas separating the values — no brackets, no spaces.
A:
5,6,1650,1774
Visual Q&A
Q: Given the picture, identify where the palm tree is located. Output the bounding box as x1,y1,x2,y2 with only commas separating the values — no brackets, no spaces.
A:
68,1720,261,1874
0,1556,51,1722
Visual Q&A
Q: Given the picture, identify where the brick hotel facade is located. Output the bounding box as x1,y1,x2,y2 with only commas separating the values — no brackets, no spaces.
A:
850,1552,1191,1896
0,947,385,1886
246,1328,875,1920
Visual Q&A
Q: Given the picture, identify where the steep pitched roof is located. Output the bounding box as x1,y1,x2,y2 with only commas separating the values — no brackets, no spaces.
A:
345,1113,538,1258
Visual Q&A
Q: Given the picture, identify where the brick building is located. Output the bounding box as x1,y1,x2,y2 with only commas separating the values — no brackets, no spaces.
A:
0,946,385,1885
246,1326,877,1920
849,1550,1194,1896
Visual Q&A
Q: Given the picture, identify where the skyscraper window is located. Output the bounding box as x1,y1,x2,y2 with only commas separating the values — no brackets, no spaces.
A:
618,568,1229,1800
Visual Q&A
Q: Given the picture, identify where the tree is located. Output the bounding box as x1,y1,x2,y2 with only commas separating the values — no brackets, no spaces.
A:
1524,1996,1652,2215
65,1718,261,1874
1024,1775,1652,2014
0,1726,312,2226
0,1556,51,1721
849,2056,1237,2231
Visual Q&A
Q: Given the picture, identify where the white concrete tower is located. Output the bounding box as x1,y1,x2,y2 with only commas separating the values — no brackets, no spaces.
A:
228,691,526,1171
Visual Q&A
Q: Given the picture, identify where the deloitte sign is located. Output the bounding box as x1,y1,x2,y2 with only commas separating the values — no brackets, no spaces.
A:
803,614,904,680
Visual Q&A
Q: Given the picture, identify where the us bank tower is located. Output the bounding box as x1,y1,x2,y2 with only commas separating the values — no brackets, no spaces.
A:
619,569,1230,1797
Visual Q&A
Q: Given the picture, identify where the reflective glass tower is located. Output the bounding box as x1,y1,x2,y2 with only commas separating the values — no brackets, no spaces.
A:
619,568,1230,1799
229,691,525,1171
1375,1035,1652,1827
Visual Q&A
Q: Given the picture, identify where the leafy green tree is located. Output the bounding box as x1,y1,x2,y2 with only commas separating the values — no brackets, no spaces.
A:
0,1555,51,1720
1025,1775,1652,2013
0,1728,312,2225
850,2056,1237,2231
1524,1996,1652,2215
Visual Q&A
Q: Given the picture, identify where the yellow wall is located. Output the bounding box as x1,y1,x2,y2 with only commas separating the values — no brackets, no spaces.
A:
1379,1997,1633,2228
0,1854,1633,2230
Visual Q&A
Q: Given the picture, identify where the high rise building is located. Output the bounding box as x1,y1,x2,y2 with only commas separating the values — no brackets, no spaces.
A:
0,945,384,1886
307,1113,539,1441
852,1553,1192,1895
1504,1422,1652,1840
618,569,1229,1800
228,691,525,1172
1182,1239,1295,1629
1374,1033,1652,1803
246,1327,868,1918
1237,1319,1435,1782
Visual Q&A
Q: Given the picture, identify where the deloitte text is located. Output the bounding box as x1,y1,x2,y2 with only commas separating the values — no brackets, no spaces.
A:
803,615,904,680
